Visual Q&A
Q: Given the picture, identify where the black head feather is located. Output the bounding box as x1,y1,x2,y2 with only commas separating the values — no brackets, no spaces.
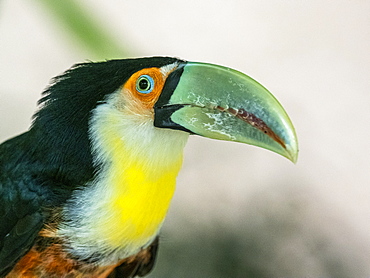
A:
29,57,183,186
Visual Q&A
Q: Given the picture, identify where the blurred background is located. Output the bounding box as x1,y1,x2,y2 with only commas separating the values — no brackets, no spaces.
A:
1,1,370,277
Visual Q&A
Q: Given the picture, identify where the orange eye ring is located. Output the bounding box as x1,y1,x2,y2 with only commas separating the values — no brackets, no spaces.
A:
123,68,166,108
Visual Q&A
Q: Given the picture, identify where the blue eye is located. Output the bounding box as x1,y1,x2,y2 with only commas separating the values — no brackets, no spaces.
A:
136,75,154,94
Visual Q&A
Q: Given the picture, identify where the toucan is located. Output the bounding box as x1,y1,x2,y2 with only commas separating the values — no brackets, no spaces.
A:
0,57,298,277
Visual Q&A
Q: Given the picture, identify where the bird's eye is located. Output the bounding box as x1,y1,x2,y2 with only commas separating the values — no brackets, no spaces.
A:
136,75,154,94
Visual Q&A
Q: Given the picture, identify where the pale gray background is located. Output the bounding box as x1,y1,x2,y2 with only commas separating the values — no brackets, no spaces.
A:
1,1,369,277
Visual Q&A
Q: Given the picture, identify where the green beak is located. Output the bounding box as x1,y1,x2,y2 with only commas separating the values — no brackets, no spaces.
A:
154,62,298,163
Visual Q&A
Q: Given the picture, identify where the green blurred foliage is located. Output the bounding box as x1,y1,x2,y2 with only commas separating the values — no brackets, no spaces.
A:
37,0,132,59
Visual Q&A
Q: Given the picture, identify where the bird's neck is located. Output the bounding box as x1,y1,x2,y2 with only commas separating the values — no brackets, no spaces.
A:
92,114,188,252
59,106,189,263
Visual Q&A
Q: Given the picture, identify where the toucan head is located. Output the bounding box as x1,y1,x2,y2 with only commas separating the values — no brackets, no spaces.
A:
32,56,298,182
110,57,298,163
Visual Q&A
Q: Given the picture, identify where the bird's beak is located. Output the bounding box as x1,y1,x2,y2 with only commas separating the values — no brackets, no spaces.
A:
154,62,298,163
